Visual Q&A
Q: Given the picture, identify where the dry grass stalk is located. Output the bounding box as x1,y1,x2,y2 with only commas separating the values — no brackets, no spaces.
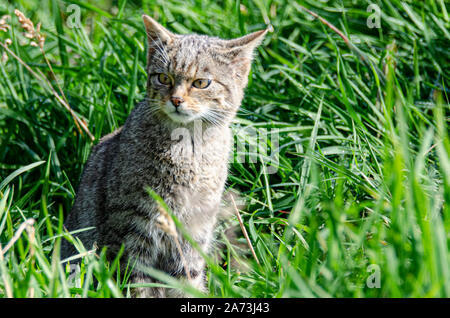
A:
0,15,11,63
0,245,13,297
0,15,10,32
0,41,93,140
15,10,68,109
14,9,89,138
14,10,45,49
1,218,36,255
0,241,13,298
293,2,381,78
1,38,11,63
230,195,260,265
0,9,94,141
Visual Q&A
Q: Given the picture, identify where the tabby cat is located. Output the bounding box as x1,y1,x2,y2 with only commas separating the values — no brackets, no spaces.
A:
61,14,266,297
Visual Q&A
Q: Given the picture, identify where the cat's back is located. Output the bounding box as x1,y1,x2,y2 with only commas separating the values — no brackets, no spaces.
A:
61,127,123,258
74,126,123,209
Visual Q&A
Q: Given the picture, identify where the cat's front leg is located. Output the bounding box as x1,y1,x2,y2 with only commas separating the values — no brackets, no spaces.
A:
129,274,166,298
165,268,206,298
166,239,209,297
129,265,206,298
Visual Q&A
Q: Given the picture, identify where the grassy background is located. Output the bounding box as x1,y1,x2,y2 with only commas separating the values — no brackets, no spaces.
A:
0,0,449,297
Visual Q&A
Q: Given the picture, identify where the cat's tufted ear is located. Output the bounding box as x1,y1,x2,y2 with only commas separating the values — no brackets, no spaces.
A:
142,15,174,45
224,29,268,85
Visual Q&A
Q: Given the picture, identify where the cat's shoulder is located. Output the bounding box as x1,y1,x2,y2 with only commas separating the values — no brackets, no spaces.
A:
99,126,123,144
88,127,123,157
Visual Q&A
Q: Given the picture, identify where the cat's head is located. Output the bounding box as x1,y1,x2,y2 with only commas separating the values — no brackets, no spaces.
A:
142,15,267,126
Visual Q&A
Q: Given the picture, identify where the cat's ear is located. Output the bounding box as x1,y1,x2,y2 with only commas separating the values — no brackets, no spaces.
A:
224,29,268,84
142,15,174,45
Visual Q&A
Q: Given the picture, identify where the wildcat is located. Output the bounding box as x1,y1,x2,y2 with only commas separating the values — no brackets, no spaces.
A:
60,14,266,297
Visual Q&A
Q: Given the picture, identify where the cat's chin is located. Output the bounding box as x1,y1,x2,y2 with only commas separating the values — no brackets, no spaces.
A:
165,111,200,124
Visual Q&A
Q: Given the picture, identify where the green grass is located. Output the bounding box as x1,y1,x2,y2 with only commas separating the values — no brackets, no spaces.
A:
0,0,449,298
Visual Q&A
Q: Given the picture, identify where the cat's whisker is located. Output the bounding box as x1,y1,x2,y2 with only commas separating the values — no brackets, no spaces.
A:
144,97,161,102
211,109,235,116
145,32,170,66
205,114,224,125
150,57,167,70
209,109,235,120
152,52,169,67
202,110,227,128
154,38,170,62
144,103,161,111
141,98,162,117
147,32,170,65
219,102,252,116
143,104,161,113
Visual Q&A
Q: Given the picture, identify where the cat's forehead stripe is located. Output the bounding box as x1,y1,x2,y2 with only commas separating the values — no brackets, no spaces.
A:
168,36,214,77
151,34,232,77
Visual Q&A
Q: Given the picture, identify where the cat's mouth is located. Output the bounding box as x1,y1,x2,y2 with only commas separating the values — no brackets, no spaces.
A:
162,101,202,123
174,108,186,115
165,107,199,123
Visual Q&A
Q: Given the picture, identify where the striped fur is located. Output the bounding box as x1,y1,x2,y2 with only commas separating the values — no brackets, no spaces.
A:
61,15,266,297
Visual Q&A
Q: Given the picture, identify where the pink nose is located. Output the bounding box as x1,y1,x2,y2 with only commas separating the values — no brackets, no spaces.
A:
170,96,184,107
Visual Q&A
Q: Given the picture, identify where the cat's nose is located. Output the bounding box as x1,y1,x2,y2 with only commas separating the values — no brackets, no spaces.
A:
170,96,184,107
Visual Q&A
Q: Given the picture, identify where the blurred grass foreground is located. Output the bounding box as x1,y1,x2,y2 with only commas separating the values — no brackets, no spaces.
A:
0,0,449,298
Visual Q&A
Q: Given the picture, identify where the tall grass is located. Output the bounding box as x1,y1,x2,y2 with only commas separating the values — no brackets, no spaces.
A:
0,0,449,297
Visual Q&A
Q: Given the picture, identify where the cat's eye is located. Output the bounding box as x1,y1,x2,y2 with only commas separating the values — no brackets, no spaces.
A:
157,73,172,86
192,79,211,89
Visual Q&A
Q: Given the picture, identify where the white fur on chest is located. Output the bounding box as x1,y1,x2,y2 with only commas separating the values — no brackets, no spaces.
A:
165,125,231,233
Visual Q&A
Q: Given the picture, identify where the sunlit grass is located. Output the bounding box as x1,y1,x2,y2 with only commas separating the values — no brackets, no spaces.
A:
0,0,449,297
